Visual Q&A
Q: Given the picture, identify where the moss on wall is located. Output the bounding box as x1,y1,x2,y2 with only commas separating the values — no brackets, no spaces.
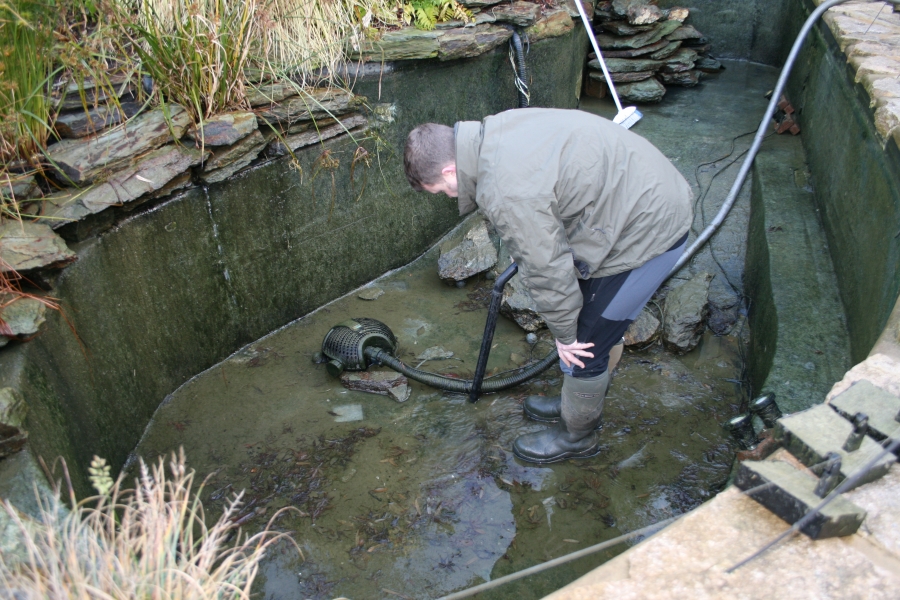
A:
786,0,900,362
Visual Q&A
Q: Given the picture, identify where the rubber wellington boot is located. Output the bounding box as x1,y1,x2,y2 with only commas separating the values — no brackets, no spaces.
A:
513,371,610,464
522,342,622,423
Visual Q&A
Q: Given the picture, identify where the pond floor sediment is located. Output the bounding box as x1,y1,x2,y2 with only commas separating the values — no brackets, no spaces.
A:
129,60,791,599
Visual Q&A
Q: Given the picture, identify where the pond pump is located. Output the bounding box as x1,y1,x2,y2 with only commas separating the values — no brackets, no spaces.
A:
318,264,558,402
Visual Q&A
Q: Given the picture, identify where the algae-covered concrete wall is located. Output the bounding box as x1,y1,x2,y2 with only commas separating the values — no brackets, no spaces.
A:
0,30,587,499
657,0,795,64
785,0,900,362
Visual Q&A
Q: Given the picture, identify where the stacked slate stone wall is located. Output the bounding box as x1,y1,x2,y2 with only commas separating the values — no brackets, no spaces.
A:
583,0,723,103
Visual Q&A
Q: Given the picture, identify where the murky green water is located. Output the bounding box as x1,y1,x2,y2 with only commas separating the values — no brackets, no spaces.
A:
129,238,744,600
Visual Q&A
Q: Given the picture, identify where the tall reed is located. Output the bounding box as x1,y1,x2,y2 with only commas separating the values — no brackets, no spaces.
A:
0,450,296,599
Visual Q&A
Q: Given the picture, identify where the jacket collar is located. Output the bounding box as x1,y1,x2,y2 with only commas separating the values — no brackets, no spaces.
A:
454,121,482,216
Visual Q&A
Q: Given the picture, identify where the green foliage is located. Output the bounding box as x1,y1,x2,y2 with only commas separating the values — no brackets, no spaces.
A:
0,0,56,164
400,0,471,30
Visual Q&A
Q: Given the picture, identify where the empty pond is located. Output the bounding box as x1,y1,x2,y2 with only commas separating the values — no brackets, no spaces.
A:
127,61,783,599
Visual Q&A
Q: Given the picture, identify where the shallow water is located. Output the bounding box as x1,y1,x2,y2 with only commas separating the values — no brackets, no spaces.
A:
130,238,744,599
127,59,786,600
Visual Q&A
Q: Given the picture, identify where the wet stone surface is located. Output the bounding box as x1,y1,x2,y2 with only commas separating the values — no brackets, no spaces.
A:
130,239,745,600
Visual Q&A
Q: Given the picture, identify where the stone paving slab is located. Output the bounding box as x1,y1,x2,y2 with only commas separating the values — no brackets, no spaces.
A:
829,379,900,440
775,404,895,489
736,459,867,538
544,482,900,599
815,0,900,147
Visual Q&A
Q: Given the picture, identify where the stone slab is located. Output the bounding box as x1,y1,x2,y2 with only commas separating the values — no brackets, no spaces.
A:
437,24,512,61
265,115,367,157
615,76,666,102
523,8,574,42
53,101,142,139
46,105,191,185
829,379,900,442
735,459,866,539
200,129,267,184
0,222,76,271
487,1,540,26
350,28,440,62
185,111,258,147
255,88,363,128
544,483,900,600
594,19,680,50
774,404,896,490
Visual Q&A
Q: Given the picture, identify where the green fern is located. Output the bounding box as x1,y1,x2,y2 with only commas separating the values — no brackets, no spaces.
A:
401,0,472,30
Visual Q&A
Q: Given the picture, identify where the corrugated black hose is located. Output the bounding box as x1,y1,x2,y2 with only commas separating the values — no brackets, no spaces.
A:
365,264,559,398
509,29,529,108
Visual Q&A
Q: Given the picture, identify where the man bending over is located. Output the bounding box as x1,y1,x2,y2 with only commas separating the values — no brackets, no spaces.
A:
404,108,693,464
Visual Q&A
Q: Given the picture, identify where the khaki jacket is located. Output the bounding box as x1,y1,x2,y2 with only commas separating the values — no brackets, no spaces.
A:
455,108,693,344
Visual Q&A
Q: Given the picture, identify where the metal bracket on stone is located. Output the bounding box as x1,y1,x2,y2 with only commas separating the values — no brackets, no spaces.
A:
735,459,866,539
774,404,896,491
829,379,900,443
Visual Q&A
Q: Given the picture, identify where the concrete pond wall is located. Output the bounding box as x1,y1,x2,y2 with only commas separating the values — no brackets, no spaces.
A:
0,25,587,501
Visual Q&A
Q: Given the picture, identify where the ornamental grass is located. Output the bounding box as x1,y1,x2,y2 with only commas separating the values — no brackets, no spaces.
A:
0,450,298,599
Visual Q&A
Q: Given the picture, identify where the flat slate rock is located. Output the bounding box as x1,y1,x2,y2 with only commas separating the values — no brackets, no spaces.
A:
829,379,900,442
0,174,37,200
350,28,440,61
186,111,258,146
736,459,866,539
53,101,142,139
0,296,46,346
340,370,411,403
266,114,367,157
0,221,76,272
358,287,385,301
649,40,682,60
246,81,300,107
255,88,363,127
590,56,664,73
438,24,512,61
666,24,705,41
616,77,666,102
46,105,191,185
594,38,670,58
595,19,680,49
0,387,26,429
487,2,541,27
658,69,700,86
525,8,574,42
200,129,268,184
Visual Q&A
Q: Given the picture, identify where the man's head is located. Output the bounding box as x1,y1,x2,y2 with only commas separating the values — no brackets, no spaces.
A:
404,123,458,197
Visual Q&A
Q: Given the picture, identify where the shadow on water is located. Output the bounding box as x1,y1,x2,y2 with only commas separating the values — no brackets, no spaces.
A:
128,60,783,600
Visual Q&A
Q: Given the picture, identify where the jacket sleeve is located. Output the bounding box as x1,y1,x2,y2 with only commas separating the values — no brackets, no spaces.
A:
485,194,583,344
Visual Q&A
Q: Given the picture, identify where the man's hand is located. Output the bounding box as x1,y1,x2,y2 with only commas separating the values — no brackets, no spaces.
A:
556,339,595,369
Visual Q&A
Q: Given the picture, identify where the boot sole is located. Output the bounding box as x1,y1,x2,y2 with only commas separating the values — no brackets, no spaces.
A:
512,444,603,465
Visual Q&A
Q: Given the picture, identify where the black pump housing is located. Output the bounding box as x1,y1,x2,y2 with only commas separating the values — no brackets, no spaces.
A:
321,318,397,377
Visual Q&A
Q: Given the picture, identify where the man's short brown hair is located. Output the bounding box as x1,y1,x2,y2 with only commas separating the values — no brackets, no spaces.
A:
404,123,455,191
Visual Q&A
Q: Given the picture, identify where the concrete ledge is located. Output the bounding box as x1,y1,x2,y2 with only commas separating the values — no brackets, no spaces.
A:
545,458,900,600
744,135,850,413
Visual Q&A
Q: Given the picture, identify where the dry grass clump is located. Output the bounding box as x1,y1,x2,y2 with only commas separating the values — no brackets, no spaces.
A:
0,450,297,599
